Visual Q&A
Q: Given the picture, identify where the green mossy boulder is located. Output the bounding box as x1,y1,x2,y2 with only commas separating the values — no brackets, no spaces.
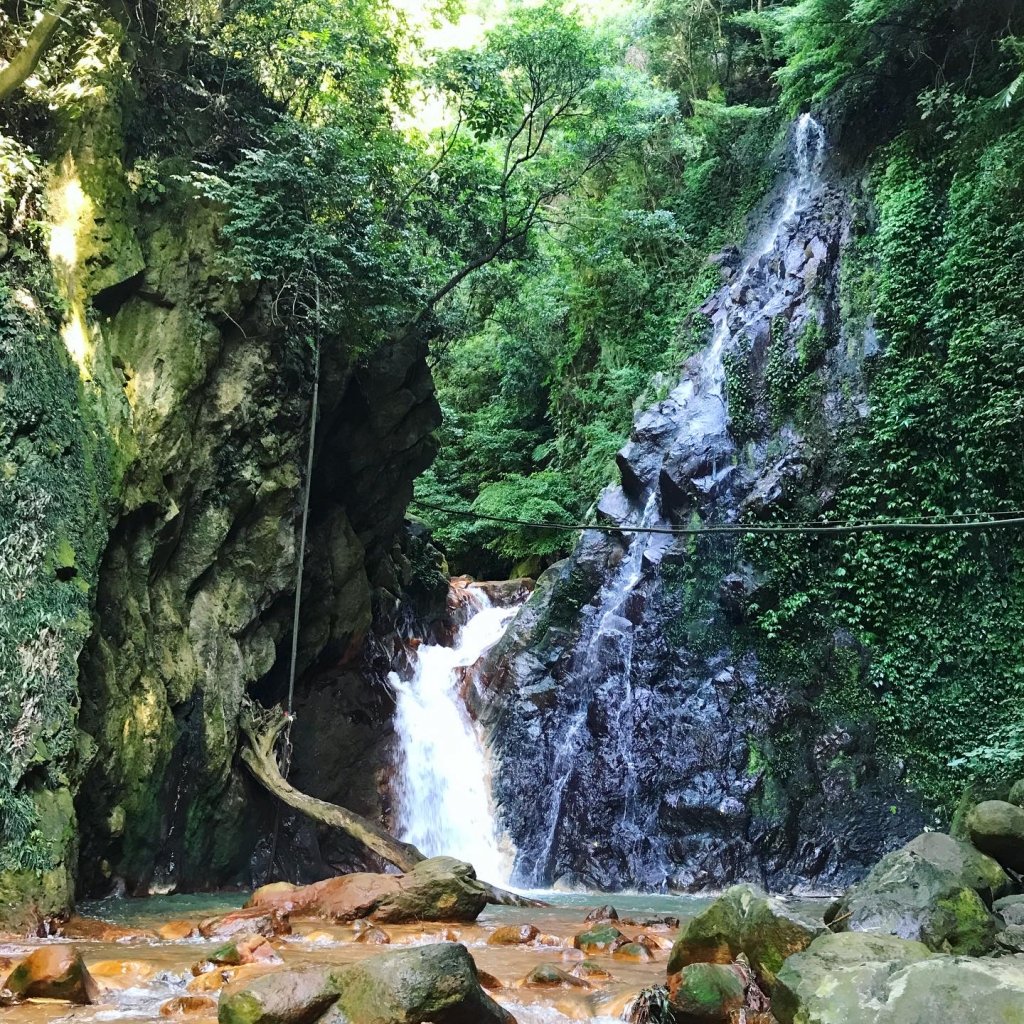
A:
1008,779,1024,808
218,944,514,1024
573,923,627,953
965,800,1024,872
825,832,1007,955
371,858,490,924
667,884,826,991
772,932,932,1024
667,962,747,1023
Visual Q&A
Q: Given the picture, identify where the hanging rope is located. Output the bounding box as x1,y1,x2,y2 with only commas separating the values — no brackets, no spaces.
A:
410,499,1024,537
267,283,321,881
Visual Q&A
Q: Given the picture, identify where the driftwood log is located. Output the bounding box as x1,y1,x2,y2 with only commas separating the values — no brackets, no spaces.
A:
240,704,426,872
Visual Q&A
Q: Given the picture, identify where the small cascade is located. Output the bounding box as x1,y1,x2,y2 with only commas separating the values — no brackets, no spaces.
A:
391,592,517,884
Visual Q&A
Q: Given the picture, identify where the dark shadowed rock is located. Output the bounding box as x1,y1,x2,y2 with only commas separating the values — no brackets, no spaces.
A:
965,800,1024,872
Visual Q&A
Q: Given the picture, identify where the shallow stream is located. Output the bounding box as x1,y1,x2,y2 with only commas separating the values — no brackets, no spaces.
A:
0,890,825,1024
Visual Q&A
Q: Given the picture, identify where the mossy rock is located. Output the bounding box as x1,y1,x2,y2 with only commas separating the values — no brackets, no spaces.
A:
1008,778,1024,808
772,932,933,1024
573,923,627,953
965,800,1024,873
667,884,825,991
825,832,1007,955
667,962,746,1023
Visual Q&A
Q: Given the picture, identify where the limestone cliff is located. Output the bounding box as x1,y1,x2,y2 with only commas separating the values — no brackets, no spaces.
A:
0,22,441,924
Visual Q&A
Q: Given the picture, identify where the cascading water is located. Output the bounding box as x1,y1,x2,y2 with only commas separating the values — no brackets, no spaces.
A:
391,594,517,884
483,115,887,893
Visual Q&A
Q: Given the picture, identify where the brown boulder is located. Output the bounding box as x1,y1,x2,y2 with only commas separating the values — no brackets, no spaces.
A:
248,857,488,924
200,906,290,939
160,995,218,1016
159,920,200,940
2,945,99,1004
488,924,539,945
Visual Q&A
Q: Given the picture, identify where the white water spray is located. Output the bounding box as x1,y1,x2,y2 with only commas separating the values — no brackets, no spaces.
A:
391,596,516,883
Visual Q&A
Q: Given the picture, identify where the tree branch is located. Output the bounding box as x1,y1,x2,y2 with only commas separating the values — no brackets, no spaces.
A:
0,0,72,105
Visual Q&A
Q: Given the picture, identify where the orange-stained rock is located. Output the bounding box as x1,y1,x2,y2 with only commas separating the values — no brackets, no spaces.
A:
571,960,613,981
477,970,505,992
158,920,199,941
2,945,99,1004
522,964,590,989
438,927,461,942
185,962,279,994
537,932,564,947
246,857,487,924
636,932,673,951
199,906,290,939
355,926,391,945
88,959,156,990
160,995,219,1017
60,916,156,942
613,942,654,963
488,923,539,946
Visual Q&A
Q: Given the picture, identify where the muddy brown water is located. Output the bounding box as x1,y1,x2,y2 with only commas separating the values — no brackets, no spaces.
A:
2,891,828,1024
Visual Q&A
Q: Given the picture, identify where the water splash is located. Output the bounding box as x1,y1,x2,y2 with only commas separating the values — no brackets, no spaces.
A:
392,594,517,883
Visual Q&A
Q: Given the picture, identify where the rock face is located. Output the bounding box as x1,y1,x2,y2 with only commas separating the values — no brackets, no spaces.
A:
965,800,1024,872
0,17,444,921
247,858,489,923
775,934,1024,1024
218,944,514,1024
478,116,924,893
667,884,826,991
825,832,1008,954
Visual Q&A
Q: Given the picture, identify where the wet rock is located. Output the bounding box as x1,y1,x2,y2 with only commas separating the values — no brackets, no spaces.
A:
247,857,488,924
2,945,99,1004
477,970,504,992
469,580,534,606
219,943,514,1024
667,963,747,1022
613,942,654,963
536,932,563,947
201,907,291,939
60,915,157,941
207,934,282,967
354,926,391,945
160,995,218,1016
571,961,612,981
1009,778,1024,807
488,924,538,945
996,895,1024,925
573,923,628,953
523,964,589,989
159,920,200,940
825,832,1007,954
584,905,619,923
667,884,825,991
965,800,1024,872
89,959,156,990
187,963,278,994
636,932,673,951
621,914,680,930
773,932,934,1024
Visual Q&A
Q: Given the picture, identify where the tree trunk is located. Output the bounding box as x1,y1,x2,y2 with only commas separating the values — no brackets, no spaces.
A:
240,707,426,872
0,1,72,105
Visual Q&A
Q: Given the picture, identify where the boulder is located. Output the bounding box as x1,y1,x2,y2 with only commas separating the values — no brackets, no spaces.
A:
161,995,219,1017
160,920,201,940
354,926,391,945
219,943,514,1024
874,956,1024,1023
613,943,654,963
571,961,612,981
247,858,488,924
201,907,291,939
996,924,1024,953
2,946,99,1004
1009,778,1024,808
522,964,589,989
667,963,747,1023
965,800,1024,872
996,895,1024,925
667,884,825,991
488,924,538,946
825,832,1007,954
573,923,627,953
207,935,282,967
773,932,933,1024
584,905,619,923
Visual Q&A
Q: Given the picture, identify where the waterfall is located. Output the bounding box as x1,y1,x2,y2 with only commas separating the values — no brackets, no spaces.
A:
492,115,834,891
391,594,516,883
